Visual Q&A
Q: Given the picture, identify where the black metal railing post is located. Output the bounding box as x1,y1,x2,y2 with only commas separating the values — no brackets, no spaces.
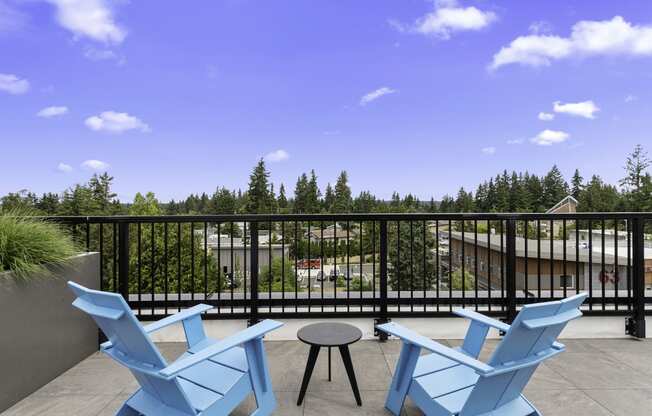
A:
375,220,389,340
118,222,130,301
249,222,259,326
504,218,517,324
626,216,646,338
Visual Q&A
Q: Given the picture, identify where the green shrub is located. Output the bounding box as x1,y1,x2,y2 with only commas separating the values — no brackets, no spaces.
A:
0,211,78,279
350,277,372,291
450,269,475,291
258,257,298,292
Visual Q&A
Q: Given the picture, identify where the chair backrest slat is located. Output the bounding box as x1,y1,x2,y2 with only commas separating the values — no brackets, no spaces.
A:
460,293,587,416
68,282,197,415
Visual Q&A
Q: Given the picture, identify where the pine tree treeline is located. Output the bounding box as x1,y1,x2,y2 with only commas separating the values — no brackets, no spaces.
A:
439,145,652,213
2,146,652,215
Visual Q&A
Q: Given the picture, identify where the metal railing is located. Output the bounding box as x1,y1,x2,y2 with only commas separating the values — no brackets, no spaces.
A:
51,213,652,338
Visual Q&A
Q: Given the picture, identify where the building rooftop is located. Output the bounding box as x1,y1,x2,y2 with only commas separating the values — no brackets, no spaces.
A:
445,231,652,264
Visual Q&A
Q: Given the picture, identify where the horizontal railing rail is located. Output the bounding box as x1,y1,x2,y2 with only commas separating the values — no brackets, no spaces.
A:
46,212,652,338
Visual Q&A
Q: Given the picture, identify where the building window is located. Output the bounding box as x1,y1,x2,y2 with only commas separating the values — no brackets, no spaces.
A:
560,275,574,289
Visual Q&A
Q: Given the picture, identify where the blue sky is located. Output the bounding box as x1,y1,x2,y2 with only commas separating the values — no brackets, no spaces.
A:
1,0,652,202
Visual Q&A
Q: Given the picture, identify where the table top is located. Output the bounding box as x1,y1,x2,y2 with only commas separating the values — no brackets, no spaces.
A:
297,322,362,347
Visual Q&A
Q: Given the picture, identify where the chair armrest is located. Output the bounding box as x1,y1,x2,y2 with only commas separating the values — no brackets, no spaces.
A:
159,319,283,379
100,304,213,350
143,304,213,334
488,347,564,376
376,322,493,375
453,309,510,332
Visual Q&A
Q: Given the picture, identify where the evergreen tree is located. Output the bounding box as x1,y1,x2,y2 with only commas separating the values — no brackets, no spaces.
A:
245,159,273,213
402,193,419,212
124,192,220,293
620,144,651,211
293,173,309,213
166,199,181,214
542,165,568,209
184,194,200,213
59,184,97,215
525,174,544,211
333,171,352,213
571,169,584,200
494,172,510,212
511,172,531,212
577,175,621,212
129,192,162,216
485,179,497,211
277,183,288,211
0,190,39,213
353,191,376,213
641,175,652,212
88,172,118,214
388,221,436,291
201,193,211,213
438,195,455,212
429,197,438,213
269,183,278,213
474,182,488,211
210,187,237,214
390,192,402,211
36,192,60,214
455,187,475,212
306,170,321,213
323,183,335,212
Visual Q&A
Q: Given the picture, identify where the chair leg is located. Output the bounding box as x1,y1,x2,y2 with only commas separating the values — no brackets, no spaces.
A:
244,338,277,416
385,342,420,416
250,393,276,416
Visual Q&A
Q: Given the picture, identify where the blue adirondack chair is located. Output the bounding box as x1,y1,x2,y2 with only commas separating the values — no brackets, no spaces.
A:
377,293,588,416
68,281,283,416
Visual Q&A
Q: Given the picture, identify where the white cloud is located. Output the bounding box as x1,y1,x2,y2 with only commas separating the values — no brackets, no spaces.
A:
85,111,150,133
0,73,29,94
37,106,69,118
481,146,496,155
507,138,525,145
553,100,599,119
84,47,125,64
529,20,553,35
360,87,397,106
491,16,652,70
264,149,290,163
393,0,496,39
625,94,637,103
531,129,570,146
538,112,555,121
81,159,110,171
46,0,126,44
57,162,73,173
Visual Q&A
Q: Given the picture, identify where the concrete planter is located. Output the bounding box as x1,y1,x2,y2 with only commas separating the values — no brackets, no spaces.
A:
0,253,100,412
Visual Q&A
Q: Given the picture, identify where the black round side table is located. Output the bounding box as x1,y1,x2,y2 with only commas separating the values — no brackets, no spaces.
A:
296,322,362,406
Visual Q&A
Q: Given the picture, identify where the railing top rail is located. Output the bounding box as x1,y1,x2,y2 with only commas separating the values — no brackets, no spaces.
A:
41,212,652,224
